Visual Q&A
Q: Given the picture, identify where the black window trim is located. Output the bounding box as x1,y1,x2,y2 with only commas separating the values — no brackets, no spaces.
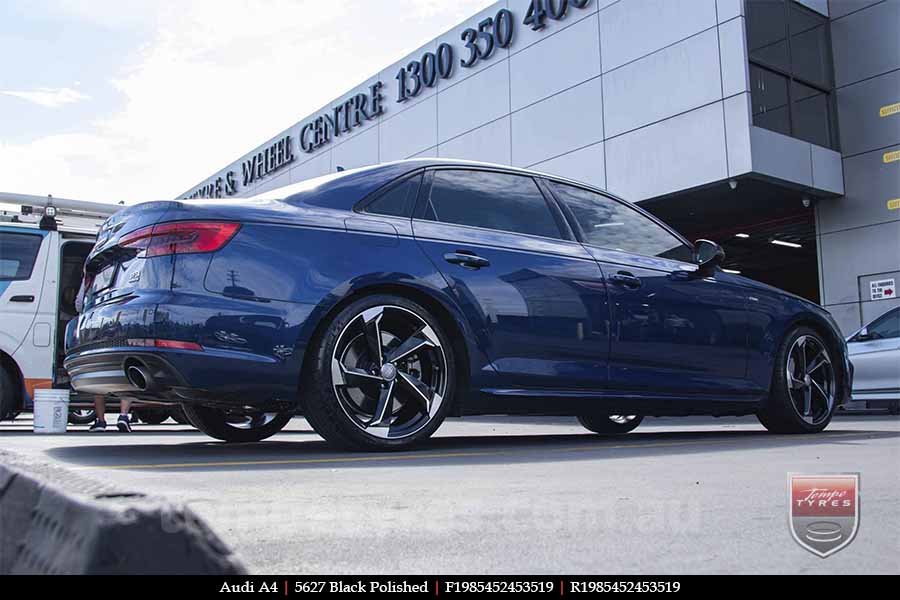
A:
746,0,840,150
411,166,576,243
0,231,44,282
541,176,698,267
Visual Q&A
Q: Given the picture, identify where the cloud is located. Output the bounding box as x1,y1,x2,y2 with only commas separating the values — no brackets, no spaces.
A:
0,87,90,108
0,0,493,203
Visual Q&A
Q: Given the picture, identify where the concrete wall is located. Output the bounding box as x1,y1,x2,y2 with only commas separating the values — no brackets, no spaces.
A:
183,0,757,203
816,0,900,333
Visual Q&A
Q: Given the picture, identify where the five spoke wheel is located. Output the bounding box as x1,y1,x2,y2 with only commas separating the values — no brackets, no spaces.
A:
786,335,835,426
331,305,448,440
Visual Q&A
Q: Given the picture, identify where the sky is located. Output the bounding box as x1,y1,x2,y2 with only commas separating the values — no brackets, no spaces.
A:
0,0,493,204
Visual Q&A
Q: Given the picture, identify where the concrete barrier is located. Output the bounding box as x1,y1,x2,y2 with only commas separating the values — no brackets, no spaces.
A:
0,459,246,574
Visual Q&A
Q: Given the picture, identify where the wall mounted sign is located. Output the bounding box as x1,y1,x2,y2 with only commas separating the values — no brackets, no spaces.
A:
183,0,598,199
870,278,896,301
888,199,900,211
884,150,900,164
880,102,900,118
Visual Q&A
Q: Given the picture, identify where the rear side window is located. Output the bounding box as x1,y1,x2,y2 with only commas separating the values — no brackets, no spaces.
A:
0,232,43,281
365,174,421,218
421,170,563,239
551,182,694,263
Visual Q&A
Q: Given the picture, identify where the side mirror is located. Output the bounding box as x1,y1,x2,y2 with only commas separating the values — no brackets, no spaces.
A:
694,239,725,269
852,327,872,342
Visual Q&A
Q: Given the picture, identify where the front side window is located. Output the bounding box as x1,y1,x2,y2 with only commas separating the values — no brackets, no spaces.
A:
747,0,837,149
859,309,900,341
0,232,43,281
421,170,563,239
551,183,694,263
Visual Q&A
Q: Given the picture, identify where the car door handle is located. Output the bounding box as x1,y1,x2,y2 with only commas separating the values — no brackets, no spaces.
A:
608,272,642,289
444,252,490,270
9,295,35,303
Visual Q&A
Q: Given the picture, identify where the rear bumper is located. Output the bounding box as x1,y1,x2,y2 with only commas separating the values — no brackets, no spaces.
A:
63,346,299,411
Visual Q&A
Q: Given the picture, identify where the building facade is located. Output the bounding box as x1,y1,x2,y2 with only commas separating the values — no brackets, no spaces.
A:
182,0,900,335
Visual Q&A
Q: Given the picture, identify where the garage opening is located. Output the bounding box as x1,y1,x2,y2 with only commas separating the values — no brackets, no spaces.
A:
641,178,821,304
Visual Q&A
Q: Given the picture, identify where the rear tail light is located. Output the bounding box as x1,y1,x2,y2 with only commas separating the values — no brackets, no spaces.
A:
126,338,204,351
120,221,240,257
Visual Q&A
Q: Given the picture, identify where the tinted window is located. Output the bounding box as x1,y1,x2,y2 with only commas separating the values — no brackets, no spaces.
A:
422,170,562,239
365,174,421,218
0,232,43,281
746,0,837,149
865,309,900,341
551,183,694,263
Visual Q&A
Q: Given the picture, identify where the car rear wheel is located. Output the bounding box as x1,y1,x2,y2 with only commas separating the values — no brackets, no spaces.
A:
68,408,97,425
578,414,643,434
758,326,837,434
182,405,293,442
133,408,169,425
302,295,456,451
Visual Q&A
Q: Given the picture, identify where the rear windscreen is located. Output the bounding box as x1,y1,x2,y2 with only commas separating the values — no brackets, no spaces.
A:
0,232,43,281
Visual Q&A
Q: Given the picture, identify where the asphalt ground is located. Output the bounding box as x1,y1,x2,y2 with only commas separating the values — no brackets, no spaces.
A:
1,413,898,574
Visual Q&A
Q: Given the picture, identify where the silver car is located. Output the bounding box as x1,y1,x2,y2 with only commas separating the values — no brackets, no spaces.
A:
847,307,900,413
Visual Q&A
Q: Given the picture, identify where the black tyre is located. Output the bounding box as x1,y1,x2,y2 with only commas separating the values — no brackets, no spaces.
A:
302,295,456,451
170,406,190,425
0,365,20,421
133,409,169,425
182,405,293,442
68,408,97,425
578,414,643,434
757,326,837,434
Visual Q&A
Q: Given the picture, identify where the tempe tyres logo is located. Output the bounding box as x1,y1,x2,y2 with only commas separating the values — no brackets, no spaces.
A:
789,474,860,557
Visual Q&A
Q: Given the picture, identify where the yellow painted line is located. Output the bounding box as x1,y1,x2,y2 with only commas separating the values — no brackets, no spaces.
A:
881,102,900,118
888,199,900,211
72,432,868,472
884,150,900,164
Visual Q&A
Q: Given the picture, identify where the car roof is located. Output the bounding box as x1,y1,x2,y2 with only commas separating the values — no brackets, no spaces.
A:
249,158,623,209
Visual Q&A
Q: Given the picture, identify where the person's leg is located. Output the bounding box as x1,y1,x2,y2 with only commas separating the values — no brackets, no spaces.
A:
90,396,107,432
117,398,134,432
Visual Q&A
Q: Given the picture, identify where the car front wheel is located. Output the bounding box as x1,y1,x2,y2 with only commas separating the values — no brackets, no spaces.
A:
182,405,293,442
578,414,643,434
302,295,456,451
758,326,837,434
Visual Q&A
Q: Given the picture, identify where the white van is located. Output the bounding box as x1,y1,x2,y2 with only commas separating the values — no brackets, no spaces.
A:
0,195,119,421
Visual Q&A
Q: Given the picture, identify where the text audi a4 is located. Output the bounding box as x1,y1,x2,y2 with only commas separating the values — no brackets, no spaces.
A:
65,160,852,450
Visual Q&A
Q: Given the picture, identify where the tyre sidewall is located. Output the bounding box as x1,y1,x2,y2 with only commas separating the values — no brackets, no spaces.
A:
0,365,20,421
304,294,457,451
577,414,643,434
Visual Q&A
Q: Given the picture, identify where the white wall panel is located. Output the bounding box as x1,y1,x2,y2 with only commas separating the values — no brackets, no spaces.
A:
438,117,512,166
606,102,728,201
380,96,438,163
603,28,721,138
531,142,606,189
510,15,601,112
600,0,718,72
510,77,604,167
438,61,510,143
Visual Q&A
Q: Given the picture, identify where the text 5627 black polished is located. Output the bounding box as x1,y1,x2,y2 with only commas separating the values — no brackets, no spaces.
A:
64,160,852,450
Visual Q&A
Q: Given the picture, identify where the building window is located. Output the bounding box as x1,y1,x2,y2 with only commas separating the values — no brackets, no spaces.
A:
747,0,838,150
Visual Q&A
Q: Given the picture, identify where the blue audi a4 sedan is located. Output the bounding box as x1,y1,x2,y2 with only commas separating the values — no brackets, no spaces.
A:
65,160,852,450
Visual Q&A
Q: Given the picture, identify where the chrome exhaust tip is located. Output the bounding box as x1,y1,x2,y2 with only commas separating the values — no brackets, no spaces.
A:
125,364,154,392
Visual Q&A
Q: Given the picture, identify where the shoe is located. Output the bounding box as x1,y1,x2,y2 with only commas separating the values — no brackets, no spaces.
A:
117,415,133,433
89,419,107,432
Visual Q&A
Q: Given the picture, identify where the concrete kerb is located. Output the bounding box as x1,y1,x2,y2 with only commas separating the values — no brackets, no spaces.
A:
0,455,246,575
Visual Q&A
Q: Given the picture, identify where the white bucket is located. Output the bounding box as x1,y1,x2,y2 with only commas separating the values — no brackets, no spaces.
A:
33,389,71,434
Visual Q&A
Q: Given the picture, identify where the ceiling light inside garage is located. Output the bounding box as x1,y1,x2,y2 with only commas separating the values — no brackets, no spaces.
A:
771,239,802,249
